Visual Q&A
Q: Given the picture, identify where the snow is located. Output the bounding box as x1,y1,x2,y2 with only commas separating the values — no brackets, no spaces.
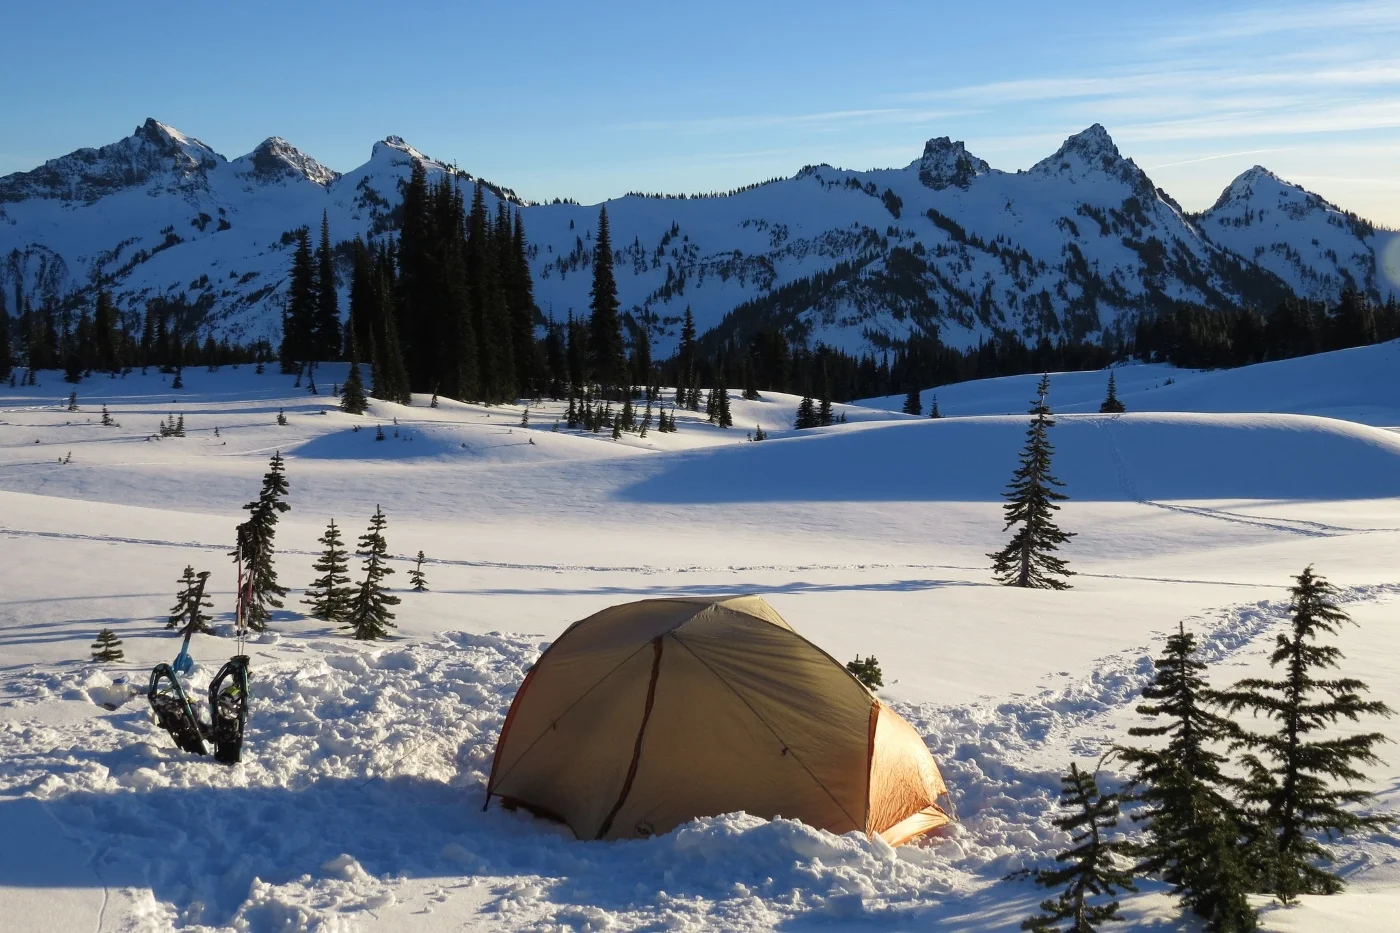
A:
3,121,1394,359
2,349,1400,930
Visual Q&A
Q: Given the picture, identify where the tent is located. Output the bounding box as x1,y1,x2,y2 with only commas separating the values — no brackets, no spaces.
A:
483,595,952,844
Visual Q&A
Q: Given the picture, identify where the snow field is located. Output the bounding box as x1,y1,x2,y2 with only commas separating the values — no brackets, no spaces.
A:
2,349,1400,930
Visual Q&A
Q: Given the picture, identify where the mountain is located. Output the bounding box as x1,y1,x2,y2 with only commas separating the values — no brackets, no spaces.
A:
2,119,1396,356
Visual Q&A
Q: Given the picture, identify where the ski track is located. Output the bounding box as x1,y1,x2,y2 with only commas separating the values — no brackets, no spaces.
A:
1,586,1395,930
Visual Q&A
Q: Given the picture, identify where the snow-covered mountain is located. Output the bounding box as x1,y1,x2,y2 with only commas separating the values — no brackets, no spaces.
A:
2,119,1397,355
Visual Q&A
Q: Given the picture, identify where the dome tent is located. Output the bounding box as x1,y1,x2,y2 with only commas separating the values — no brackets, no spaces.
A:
483,596,952,844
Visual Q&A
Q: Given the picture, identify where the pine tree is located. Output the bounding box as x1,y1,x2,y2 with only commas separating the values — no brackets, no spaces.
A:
168,566,214,634
1227,566,1394,902
753,424,767,441
340,358,368,415
717,381,732,428
990,375,1075,589
795,394,816,430
171,367,183,389
67,390,78,411
101,404,114,426
409,550,428,592
303,519,353,622
902,386,922,415
929,394,942,419
845,655,883,689
344,506,400,640
1116,623,1256,931
1023,763,1136,932
91,628,124,662
234,452,291,631
312,211,341,361
281,226,316,372
521,405,531,428
276,407,288,426
1099,372,1125,414
588,205,626,396
375,423,385,441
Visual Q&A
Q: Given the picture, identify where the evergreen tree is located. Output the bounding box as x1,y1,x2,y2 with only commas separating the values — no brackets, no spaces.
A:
281,226,316,372
588,205,627,396
989,375,1075,589
717,381,732,428
276,407,288,426
344,506,400,640
795,394,817,430
1116,623,1256,931
1099,372,1125,414
101,404,114,426
303,519,353,622
677,306,697,395
1023,763,1136,932
409,550,428,592
93,289,118,373
742,353,760,401
234,452,291,631
168,566,214,634
817,363,834,426
0,294,11,385
1227,566,1394,902
171,367,184,389
902,386,922,415
929,394,942,418
312,211,341,361
91,628,124,662
845,655,883,689
67,390,78,411
340,357,369,415
753,423,767,441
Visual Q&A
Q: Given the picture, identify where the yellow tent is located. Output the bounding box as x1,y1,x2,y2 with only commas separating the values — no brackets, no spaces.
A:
484,596,952,845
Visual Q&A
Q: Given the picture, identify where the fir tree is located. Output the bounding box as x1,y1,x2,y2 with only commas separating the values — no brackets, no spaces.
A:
1023,763,1136,932
303,519,353,621
521,405,530,428
276,407,288,426
171,367,183,389
794,394,816,429
409,550,428,592
1227,566,1394,902
344,506,400,640
67,390,78,411
91,628,124,662
375,423,385,441
168,566,214,634
929,394,942,418
1116,623,1257,931
902,386,922,415
717,381,732,428
234,452,291,631
340,358,369,415
101,404,114,426
281,226,316,372
588,205,626,396
312,211,341,361
1099,372,1126,414
845,655,883,689
989,375,1075,589
753,424,767,441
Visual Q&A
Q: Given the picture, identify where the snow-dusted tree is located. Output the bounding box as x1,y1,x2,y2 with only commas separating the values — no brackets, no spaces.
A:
409,550,429,592
1099,372,1125,414
1023,763,1136,932
168,566,214,634
340,359,368,415
1227,566,1394,903
234,452,290,631
344,505,400,641
902,386,922,415
1116,623,1256,931
303,519,353,621
989,375,1075,589
91,628,124,662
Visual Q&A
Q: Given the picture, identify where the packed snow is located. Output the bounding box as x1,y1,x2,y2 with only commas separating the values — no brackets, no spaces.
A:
2,344,1400,930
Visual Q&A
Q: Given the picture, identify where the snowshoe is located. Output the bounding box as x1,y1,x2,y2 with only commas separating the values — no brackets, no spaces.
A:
208,655,250,765
147,663,208,756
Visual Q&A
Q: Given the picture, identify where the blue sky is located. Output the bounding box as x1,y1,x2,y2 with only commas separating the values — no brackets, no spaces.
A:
5,0,1400,223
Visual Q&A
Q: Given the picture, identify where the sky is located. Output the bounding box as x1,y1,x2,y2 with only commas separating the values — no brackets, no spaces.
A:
4,0,1400,225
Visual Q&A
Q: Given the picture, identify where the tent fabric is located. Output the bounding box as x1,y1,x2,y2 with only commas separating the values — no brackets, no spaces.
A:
484,596,951,844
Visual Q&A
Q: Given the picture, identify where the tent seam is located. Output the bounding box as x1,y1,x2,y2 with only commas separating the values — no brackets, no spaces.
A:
669,632,863,833
596,636,665,839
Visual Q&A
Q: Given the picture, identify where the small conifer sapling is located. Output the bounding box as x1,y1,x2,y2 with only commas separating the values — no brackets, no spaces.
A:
91,628,125,662
303,519,353,622
409,550,429,592
168,566,215,634
344,505,400,641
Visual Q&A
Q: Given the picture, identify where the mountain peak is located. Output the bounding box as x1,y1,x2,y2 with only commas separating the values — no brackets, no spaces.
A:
1031,124,1122,174
373,135,435,166
235,136,338,187
911,137,991,191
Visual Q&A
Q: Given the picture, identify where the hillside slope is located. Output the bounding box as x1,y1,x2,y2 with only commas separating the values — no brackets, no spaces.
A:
3,121,1397,358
